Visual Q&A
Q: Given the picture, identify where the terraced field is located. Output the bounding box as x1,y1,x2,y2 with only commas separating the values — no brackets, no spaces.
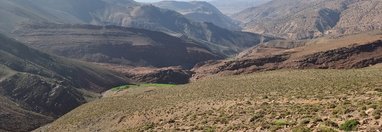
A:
38,65,382,131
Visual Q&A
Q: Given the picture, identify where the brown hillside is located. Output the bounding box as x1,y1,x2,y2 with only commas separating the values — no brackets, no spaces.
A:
192,32,382,80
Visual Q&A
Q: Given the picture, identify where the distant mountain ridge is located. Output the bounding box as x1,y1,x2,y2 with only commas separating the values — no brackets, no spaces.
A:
209,0,271,15
153,1,241,30
0,0,267,56
234,0,382,39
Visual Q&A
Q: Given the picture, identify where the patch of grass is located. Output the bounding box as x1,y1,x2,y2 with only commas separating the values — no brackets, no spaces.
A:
318,126,338,132
292,126,311,132
339,119,359,131
139,83,177,87
273,119,292,126
111,85,133,91
111,83,177,91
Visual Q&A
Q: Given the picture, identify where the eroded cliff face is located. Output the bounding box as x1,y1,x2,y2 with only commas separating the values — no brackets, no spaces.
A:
286,41,382,69
191,33,382,80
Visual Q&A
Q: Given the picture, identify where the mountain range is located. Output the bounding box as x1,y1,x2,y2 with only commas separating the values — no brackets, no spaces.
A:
0,0,382,131
234,0,382,39
209,0,271,15
153,1,240,30
1,0,268,56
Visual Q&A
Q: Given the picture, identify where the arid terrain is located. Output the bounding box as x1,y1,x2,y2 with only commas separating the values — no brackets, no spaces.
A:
0,0,381,131
192,31,382,80
234,0,382,39
37,66,382,131
0,34,128,131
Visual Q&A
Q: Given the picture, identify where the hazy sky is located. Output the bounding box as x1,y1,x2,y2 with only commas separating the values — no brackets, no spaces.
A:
135,0,207,2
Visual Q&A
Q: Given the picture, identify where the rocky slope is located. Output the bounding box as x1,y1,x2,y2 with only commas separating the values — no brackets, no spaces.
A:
96,64,193,84
192,32,382,80
1,0,270,55
0,34,128,131
35,66,382,131
153,1,240,30
234,0,382,39
13,24,222,68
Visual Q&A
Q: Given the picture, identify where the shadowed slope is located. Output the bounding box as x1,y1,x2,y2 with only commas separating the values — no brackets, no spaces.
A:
0,34,128,131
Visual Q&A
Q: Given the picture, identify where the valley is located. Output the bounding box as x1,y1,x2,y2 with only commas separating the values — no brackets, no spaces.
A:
0,0,381,131
0,34,128,131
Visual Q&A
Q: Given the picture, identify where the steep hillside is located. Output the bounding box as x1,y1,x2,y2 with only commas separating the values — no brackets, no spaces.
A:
153,1,240,30
0,34,128,131
95,64,193,84
13,24,222,68
36,67,382,131
234,0,382,39
192,32,382,80
209,0,271,15
1,0,270,55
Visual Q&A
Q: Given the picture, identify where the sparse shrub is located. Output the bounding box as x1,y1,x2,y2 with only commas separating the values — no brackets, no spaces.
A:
318,126,338,132
292,126,311,132
299,118,310,125
328,103,336,109
339,119,359,131
360,111,367,117
323,120,338,128
141,122,155,130
273,119,290,126
203,126,215,132
374,88,382,92
168,119,176,123
372,109,381,119
250,112,264,123
312,117,323,123
270,125,283,132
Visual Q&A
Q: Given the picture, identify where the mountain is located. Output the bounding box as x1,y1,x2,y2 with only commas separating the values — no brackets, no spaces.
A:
13,23,222,68
0,34,128,131
153,1,240,30
192,31,382,80
234,0,382,39
0,0,269,56
209,0,271,15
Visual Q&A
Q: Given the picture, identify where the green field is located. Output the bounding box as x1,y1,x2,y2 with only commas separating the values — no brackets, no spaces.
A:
111,83,177,91
41,66,382,131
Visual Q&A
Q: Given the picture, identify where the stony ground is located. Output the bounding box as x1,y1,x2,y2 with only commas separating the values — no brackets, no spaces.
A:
37,65,382,132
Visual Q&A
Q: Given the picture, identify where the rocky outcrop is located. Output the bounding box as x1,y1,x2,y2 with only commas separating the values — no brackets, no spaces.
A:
192,35,382,80
125,67,193,84
95,64,192,84
286,40,382,69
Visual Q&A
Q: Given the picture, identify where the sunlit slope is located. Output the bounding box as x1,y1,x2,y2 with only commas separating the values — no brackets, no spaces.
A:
39,66,382,131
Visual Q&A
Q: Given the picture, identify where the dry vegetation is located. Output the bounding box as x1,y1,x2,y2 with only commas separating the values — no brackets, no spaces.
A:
38,66,382,131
